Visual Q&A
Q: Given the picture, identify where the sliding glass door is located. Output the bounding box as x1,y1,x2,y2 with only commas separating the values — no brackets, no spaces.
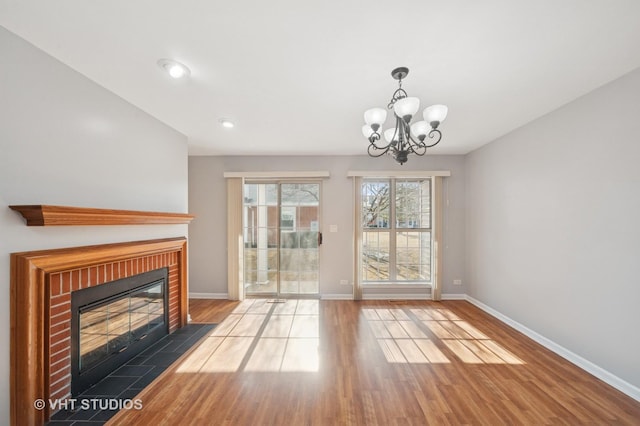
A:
243,182,320,297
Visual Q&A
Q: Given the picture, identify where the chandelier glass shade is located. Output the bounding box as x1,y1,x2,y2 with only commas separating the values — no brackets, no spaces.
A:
362,67,448,165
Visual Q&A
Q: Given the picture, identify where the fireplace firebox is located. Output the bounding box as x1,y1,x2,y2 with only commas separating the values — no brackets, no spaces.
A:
71,268,169,395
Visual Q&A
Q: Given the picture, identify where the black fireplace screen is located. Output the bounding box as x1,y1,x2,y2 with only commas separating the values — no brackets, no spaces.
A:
79,280,165,372
71,268,168,395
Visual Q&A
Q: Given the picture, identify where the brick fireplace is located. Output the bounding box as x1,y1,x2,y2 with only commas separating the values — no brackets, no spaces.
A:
10,237,189,426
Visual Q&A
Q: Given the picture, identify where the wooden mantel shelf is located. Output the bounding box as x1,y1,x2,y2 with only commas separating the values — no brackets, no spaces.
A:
9,205,195,226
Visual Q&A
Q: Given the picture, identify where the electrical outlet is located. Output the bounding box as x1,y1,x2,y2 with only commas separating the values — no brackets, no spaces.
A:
453,279,462,286
340,279,349,285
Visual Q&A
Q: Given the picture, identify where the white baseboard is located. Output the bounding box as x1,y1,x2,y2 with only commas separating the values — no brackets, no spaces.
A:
362,293,430,300
361,293,465,301
442,293,466,300
321,293,354,300
189,292,229,299
465,295,640,402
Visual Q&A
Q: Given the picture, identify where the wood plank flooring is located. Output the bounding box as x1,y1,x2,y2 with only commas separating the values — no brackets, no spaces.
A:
108,300,640,425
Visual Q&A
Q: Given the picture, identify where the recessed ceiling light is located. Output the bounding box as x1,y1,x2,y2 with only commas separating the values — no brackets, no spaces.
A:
219,119,235,128
157,58,191,79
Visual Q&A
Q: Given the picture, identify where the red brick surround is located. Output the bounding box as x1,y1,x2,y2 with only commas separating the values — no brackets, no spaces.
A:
48,252,181,402
10,238,188,426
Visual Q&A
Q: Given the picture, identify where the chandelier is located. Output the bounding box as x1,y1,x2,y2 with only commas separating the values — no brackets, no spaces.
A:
362,67,448,165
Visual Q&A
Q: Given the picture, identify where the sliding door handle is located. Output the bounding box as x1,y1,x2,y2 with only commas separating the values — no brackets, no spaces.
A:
318,232,323,246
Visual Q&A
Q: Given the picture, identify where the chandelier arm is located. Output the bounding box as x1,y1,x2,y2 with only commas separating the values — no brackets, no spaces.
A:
368,132,381,143
367,143,390,157
405,134,427,156
367,133,391,151
423,129,443,148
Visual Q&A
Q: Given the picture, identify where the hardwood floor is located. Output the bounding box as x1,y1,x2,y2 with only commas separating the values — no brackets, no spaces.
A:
108,299,640,425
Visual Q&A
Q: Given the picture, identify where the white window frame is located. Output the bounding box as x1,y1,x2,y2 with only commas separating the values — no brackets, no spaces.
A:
350,171,447,300
360,178,432,285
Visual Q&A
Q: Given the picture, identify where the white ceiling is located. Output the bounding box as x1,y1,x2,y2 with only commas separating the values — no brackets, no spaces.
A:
2,0,640,156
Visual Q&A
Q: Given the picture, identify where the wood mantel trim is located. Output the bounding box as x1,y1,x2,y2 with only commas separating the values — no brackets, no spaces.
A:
9,205,195,226
10,238,189,426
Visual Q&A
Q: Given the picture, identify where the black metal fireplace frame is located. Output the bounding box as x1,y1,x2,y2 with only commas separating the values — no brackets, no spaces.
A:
70,267,169,396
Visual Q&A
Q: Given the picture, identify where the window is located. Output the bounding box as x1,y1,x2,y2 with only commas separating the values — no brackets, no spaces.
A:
242,181,321,296
280,206,296,230
361,178,431,283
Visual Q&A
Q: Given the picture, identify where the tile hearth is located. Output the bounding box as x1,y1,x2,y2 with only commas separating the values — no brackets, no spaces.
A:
47,323,215,425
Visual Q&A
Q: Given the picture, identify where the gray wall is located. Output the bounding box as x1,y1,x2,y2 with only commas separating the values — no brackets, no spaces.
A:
465,67,640,389
0,27,189,422
188,155,466,298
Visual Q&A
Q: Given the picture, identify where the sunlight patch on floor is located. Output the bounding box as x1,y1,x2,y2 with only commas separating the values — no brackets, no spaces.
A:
176,299,320,373
365,307,524,365
280,338,320,372
200,336,255,372
244,338,287,371
366,308,449,364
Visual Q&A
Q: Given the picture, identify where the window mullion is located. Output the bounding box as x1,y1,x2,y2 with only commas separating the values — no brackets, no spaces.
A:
389,178,397,281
